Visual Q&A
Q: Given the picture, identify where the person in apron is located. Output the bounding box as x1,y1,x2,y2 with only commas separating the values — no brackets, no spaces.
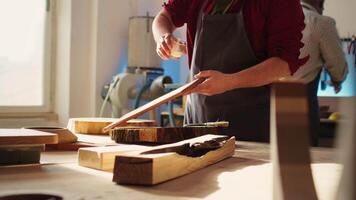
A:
153,0,306,142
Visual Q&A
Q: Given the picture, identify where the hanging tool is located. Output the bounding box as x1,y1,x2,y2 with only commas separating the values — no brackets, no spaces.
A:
347,35,356,67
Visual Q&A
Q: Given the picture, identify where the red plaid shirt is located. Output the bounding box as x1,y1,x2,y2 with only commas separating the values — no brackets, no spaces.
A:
164,0,307,74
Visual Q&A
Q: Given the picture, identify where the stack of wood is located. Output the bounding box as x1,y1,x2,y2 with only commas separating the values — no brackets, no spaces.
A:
0,129,58,165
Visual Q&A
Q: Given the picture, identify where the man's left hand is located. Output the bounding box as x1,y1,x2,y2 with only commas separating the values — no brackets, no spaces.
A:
190,70,234,96
326,80,342,94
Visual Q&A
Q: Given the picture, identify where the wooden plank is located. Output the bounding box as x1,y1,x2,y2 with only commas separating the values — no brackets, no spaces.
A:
110,126,223,144
68,118,156,135
336,97,356,200
23,127,77,144
0,129,58,145
78,145,150,171
270,82,318,200
112,134,235,185
103,78,205,132
46,141,115,151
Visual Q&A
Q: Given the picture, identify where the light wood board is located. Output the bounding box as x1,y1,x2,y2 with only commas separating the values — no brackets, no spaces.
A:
103,78,205,132
110,126,222,144
78,145,150,171
67,118,156,135
0,129,58,145
112,134,235,185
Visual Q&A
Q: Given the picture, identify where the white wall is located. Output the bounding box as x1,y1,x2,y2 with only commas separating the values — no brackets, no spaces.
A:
324,0,356,37
55,0,168,126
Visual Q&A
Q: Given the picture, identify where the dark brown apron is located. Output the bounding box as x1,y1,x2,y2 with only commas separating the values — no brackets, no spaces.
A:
184,0,270,142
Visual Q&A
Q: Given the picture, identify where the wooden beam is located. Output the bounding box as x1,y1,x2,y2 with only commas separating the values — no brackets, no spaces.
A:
336,97,356,200
112,134,235,185
270,82,318,200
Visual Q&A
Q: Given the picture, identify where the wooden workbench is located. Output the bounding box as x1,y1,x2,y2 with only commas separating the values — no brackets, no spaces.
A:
0,134,341,200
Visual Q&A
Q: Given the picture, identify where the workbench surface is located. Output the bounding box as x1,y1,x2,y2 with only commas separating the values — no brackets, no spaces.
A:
0,135,341,200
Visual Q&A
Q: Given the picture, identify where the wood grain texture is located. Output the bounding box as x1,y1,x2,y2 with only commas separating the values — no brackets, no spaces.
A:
0,129,58,145
24,127,77,144
46,141,114,151
110,126,222,144
112,134,235,185
0,144,44,165
270,82,318,200
78,145,150,171
336,97,356,200
103,78,205,132
67,118,156,135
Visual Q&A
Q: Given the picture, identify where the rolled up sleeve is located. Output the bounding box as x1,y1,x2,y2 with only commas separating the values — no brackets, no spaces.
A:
266,0,306,75
163,0,190,28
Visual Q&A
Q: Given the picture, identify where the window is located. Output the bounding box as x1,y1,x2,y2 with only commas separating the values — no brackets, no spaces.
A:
0,0,53,113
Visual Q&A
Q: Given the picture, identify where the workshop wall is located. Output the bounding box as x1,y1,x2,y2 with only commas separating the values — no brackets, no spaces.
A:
55,0,188,126
324,0,356,37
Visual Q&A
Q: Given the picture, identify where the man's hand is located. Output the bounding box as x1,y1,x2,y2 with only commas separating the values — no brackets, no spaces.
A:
327,80,342,94
156,33,175,60
190,70,234,96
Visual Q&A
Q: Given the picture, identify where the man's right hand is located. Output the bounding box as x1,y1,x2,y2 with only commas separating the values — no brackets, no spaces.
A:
156,33,175,60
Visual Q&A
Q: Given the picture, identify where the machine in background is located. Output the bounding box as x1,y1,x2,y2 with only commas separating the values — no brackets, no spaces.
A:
101,15,172,118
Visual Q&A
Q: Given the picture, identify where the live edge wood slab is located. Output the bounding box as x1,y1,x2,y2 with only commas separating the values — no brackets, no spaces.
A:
103,78,205,132
68,118,156,135
112,134,235,185
110,126,223,144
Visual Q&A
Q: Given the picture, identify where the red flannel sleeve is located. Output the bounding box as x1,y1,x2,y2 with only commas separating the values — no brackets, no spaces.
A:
266,0,307,75
163,0,190,28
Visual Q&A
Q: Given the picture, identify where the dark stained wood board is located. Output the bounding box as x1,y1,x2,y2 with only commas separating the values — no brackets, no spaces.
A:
110,126,224,144
112,134,235,185
0,144,44,165
103,78,205,132
0,129,58,145
270,81,318,200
